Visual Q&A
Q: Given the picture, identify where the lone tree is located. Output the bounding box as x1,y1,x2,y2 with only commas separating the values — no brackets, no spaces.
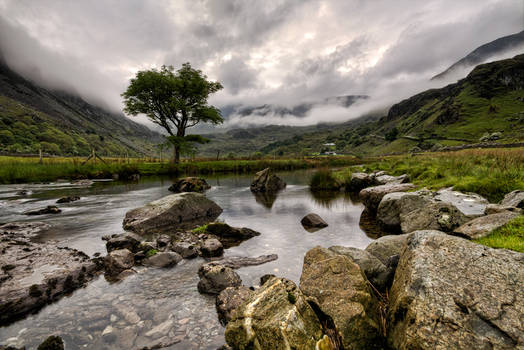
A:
122,63,223,162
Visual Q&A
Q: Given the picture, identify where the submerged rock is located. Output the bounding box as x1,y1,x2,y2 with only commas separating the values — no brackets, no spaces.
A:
168,177,211,193
453,211,520,239
300,247,383,350
216,286,253,325
500,190,524,208
300,213,329,230
123,192,223,234
250,168,286,193
329,246,393,292
142,251,182,268
24,206,61,215
204,222,260,248
225,277,328,349
56,196,80,204
0,221,50,238
203,254,278,269
388,230,524,349
197,263,241,295
359,183,416,213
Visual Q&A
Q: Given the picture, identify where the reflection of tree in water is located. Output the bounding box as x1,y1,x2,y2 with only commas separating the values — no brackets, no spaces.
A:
359,208,390,239
309,190,361,209
252,191,279,209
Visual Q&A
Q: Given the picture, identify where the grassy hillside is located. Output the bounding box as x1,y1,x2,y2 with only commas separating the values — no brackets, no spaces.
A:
0,60,163,156
262,54,524,156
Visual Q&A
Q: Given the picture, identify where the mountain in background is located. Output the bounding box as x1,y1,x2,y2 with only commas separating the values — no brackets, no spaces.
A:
0,57,163,156
432,30,524,81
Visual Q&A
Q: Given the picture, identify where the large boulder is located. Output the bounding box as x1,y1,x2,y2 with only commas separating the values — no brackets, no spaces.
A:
250,168,286,193
453,211,520,239
142,251,182,268
347,172,374,192
104,249,134,276
359,183,416,213
400,201,471,233
197,263,242,295
204,222,261,248
225,277,330,350
328,246,393,292
123,192,222,234
500,190,524,208
388,231,524,349
216,286,253,325
300,247,383,350
168,177,211,193
376,190,432,231
365,233,412,265
300,213,328,229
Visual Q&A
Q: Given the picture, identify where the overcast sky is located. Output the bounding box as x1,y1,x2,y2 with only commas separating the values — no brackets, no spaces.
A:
0,0,522,128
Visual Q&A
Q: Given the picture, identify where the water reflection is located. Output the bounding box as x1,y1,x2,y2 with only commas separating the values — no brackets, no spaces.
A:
252,191,279,209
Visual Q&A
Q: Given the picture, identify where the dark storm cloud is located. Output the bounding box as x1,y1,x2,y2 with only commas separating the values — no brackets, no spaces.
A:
0,0,522,126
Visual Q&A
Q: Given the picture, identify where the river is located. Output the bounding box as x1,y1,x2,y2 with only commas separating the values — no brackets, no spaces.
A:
0,170,374,349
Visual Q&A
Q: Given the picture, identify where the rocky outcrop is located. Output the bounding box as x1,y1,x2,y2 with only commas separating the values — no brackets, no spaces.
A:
365,233,411,265
142,251,182,268
453,211,520,239
56,196,80,204
197,263,242,295
250,168,286,193
123,192,223,234
168,177,211,193
24,205,61,215
359,183,416,213
388,230,524,349
0,232,101,324
216,286,253,325
204,222,261,248
299,247,383,349
500,190,524,208
300,213,328,230
104,249,134,276
329,246,393,292
225,277,329,349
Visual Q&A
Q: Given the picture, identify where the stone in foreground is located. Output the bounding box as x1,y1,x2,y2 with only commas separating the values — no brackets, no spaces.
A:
216,286,253,325
364,233,412,265
123,192,222,234
300,247,383,350
197,263,242,295
225,277,329,350
388,230,524,349
359,183,416,213
453,211,520,239
250,168,286,193
168,177,211,193
204,222,261,248
300,213,328,229
104,249,134,276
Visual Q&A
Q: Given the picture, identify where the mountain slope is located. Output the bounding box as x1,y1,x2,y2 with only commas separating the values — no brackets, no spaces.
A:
261,54,524,156
432,30,524,81
0,59,162,156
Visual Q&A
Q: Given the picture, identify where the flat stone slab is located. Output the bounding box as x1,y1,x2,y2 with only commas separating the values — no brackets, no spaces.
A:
0,232,102,325
435,188,488,217
453,211,520,239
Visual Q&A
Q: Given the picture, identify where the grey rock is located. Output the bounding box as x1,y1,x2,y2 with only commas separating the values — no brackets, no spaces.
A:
454,211,520,239
202,254,278,270
171,241,198,259
300,213,328,229
400,201,471,233
377,190,432,231
204,222,260,248
106,233,141,253
374,174,410,185
348,172,374,192
142,252,182,268
197,264,241,295
359,183,416,213
104,249,134,275
388,230,524,349
329,245,393,291
300,247,382,349
168,177,211,193
24,206,61,215
0,221,50,238
500,190,524,208
216,286,253,325
156,235,171,249
56,196,80,204
435,188,488,217
250,168,286,193
485,203,522,215
365,233,412,265
123,192,223,234
200,238,223,257
225,277,328,349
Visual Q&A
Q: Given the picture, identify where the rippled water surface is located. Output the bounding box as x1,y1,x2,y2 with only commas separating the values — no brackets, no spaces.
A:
0,170,373,349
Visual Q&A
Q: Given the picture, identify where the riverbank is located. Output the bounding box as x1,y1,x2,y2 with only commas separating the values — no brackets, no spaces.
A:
0,156,363,184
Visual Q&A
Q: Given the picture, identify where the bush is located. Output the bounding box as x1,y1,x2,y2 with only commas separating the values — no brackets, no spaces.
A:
309,168,342,191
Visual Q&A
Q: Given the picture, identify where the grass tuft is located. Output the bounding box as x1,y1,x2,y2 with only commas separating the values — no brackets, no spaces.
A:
474,215,524,252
